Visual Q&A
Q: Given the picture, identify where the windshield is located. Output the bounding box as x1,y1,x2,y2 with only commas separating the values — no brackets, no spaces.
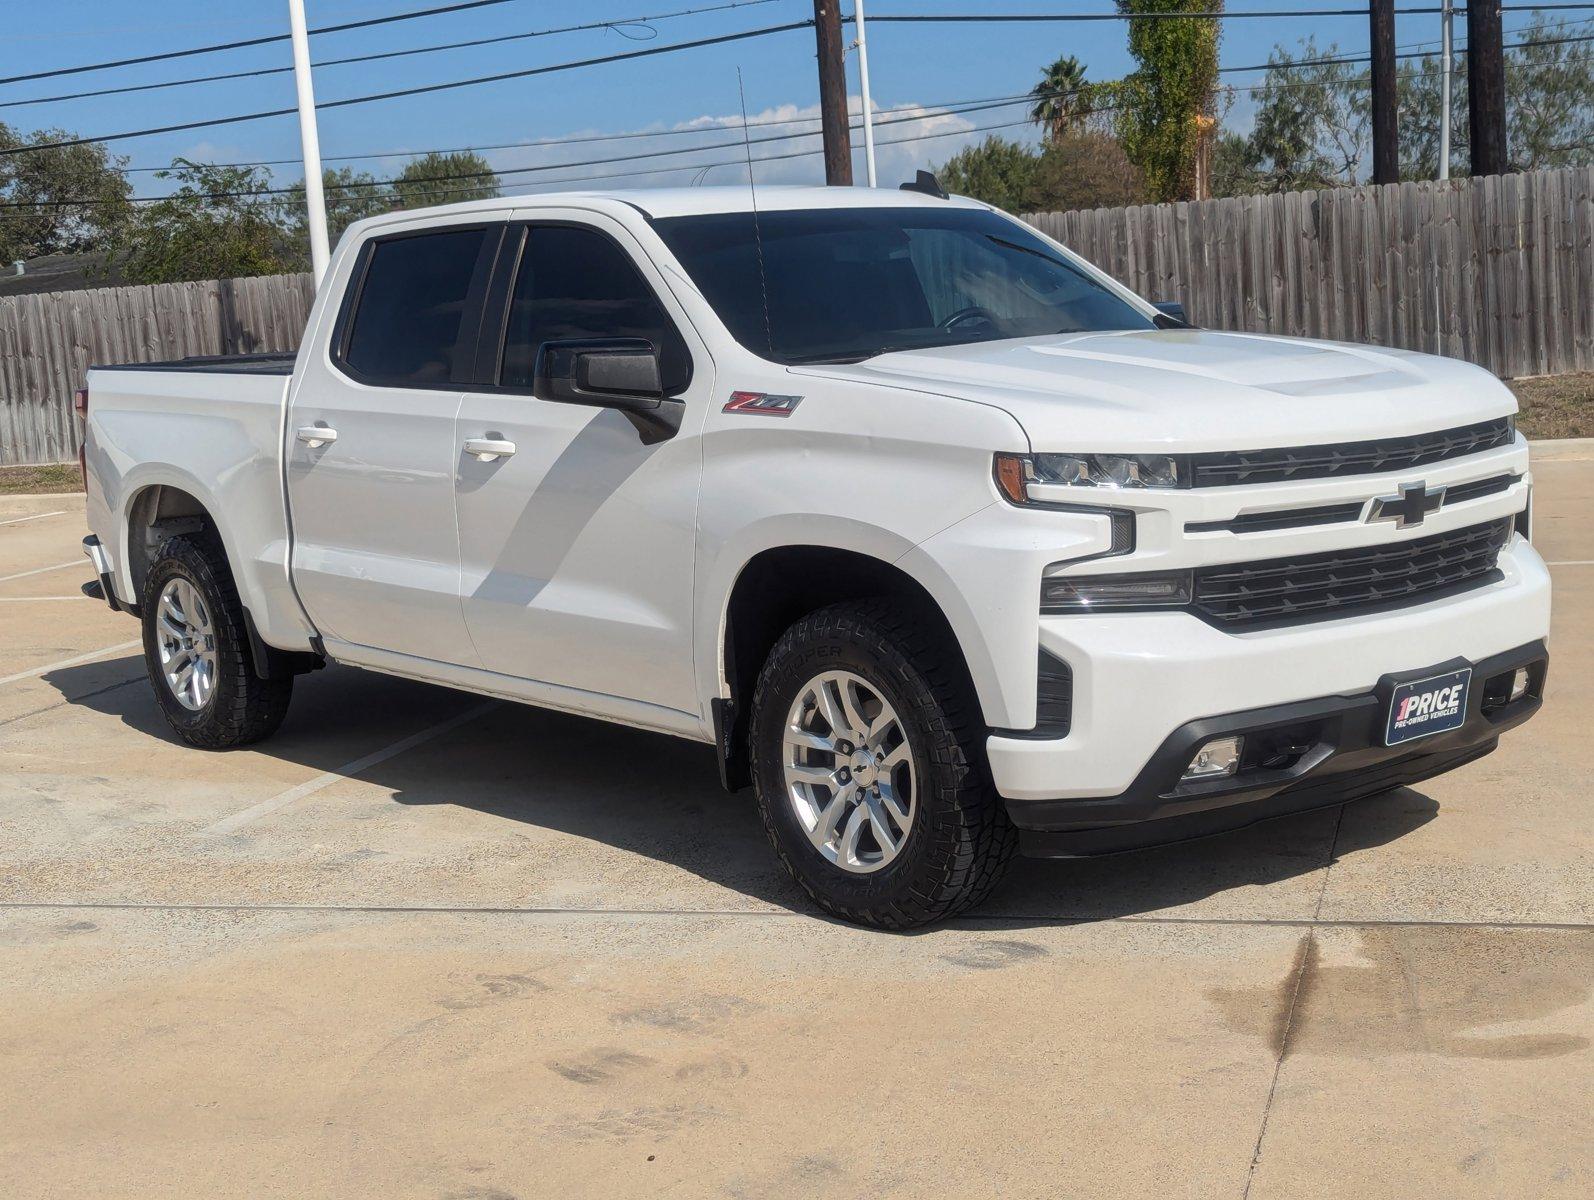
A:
652,206,1156,364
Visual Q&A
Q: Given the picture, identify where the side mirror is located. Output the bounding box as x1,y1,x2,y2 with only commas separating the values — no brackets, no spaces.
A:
538,339,684,443
1152,300,1191,328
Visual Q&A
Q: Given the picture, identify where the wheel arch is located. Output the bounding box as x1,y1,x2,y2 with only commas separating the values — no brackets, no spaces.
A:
711,540,998,791
123,478,320,681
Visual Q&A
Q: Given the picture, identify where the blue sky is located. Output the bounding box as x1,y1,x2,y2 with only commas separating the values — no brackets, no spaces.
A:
0,1,1572,196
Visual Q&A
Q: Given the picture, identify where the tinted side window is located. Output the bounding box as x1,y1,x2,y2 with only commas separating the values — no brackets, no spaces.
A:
343,227,489,387
500,225,690,394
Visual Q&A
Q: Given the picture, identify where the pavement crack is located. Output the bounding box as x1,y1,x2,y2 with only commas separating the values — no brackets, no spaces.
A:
1241,802,1346,1199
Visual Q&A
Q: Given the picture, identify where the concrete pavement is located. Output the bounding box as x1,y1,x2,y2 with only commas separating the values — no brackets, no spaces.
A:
0,471,1589,1199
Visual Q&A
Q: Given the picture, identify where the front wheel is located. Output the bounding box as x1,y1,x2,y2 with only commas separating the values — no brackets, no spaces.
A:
141,535,292,749
749,599,1016,929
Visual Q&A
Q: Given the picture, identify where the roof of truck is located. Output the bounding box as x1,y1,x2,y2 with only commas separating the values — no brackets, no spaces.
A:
388,185,991,222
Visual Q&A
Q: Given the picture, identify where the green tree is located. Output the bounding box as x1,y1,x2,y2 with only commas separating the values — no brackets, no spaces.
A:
390,151,500,210
936,132,1147,214
1398,17,1593,177
1030,131,1148,211
113,160,289,284
1110,0,1223,201
276,166,392,263
935,136,1042,210
1029,55,1092,145
0,123,132,263
1506,17,1594,168
1217,39,1368,195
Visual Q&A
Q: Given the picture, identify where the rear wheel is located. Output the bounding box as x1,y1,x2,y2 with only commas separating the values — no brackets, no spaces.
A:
749,599,1016,929
141,535,292,748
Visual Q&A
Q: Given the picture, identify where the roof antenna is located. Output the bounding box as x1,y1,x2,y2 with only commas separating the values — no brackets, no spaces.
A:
736,66,775,358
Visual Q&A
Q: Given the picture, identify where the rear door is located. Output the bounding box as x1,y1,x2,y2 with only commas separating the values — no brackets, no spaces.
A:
287,216,506,664
452,212,711,714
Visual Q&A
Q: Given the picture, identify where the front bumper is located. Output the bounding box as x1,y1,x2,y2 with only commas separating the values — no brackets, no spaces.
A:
1010,638,1547,856
987,535,1550,804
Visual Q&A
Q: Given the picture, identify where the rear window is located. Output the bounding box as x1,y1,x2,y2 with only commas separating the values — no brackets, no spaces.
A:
342,227,489,387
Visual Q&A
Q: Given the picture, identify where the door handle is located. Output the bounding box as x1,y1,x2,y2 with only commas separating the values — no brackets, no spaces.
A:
463,437,516,463
296,424,338,449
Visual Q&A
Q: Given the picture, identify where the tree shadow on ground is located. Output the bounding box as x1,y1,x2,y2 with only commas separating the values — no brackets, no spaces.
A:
45,658,1437,926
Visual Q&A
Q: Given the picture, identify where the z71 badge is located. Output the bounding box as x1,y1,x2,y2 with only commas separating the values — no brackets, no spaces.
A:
723,391,803,417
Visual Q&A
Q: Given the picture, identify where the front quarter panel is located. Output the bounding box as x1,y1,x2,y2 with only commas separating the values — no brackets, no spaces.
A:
696,368,1052,725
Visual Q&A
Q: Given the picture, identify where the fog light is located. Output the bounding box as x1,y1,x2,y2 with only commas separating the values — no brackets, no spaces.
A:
1184,736,1243,780
1510,667,1530,702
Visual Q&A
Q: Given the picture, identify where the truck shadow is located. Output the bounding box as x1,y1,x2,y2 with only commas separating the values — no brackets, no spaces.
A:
45,660,1437,927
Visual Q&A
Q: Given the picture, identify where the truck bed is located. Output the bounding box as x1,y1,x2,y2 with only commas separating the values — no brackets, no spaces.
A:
91,352,297,376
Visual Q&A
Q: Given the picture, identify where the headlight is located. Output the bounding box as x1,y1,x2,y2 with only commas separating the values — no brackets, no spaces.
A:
1035,452,1182,489
995,452,1183,503
1041,570,1193,613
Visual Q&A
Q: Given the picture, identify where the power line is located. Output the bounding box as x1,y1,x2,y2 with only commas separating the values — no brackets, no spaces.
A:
0,0,584,89
10,35,1570,214
103,10,1587,174
0,20,814,158
5,16,1587,204
0,1,784,112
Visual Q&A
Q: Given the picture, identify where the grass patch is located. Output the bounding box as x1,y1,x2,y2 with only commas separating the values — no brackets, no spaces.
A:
1509,372,1594,440
0,462,82,495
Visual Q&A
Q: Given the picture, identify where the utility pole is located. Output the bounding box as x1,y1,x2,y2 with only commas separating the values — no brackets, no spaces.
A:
813,0,854,185
1467,0,1509,176
1370,0,1398,184
288,0,329,285
854,0,877,187
1439,0,1453,179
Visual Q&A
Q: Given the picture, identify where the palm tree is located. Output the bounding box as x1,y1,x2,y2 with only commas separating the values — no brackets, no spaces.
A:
1030,55,1090,144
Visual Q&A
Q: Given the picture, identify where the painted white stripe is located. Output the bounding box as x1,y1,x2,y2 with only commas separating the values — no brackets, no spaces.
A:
198,700,499,837
0,560,84,584
0,510,67,528
0,595,91,602
0,639,141,688
1546,559,1594,567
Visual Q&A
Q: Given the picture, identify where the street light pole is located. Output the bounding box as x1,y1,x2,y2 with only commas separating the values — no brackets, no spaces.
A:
288,0,330,285
854,0,877,187
1439,0,1453,179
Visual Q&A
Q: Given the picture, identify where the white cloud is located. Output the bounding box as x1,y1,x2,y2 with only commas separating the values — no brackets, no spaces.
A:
477,94,1002,197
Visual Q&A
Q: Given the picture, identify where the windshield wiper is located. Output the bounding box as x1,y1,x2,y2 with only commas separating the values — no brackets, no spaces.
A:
985,234,1070,269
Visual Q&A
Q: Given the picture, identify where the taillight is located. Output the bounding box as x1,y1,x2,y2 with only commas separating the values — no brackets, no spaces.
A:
73,387,89,490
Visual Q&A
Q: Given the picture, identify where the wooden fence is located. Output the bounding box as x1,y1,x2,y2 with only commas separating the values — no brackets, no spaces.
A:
2,167,1591,465
0,273,314,466
1022,166,1594,383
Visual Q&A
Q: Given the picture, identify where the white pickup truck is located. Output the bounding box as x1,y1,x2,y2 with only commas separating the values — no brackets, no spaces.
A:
80,184,1550,928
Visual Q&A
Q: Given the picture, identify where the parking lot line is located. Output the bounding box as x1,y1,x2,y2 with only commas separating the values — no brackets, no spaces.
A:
0,559,84,584
1546,559,1593,566
0,639,142,688
0,595,91,602
197,699,500,837
0,511,68,528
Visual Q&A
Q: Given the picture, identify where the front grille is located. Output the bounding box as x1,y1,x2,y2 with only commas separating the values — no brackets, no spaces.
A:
1190,418,1514,488
1194,518,1512,628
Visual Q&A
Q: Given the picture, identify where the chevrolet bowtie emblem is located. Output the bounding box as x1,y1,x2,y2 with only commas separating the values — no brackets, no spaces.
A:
1368,481,1447,529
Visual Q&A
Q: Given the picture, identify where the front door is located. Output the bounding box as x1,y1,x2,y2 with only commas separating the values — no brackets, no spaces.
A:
453,215,709,714
288,219,503,665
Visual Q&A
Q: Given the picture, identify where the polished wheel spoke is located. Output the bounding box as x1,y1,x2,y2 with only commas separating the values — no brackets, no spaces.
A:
787,762,837,788
813,784,855,847
876,781,911,830
782,669,916,875
837,804,870,865
864,795,902,854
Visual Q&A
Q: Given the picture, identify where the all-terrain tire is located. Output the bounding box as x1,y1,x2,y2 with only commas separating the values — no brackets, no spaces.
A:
749,598,1017,929
140,534,292,748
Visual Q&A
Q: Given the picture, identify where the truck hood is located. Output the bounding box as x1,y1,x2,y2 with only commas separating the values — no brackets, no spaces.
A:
796,330,1516,453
